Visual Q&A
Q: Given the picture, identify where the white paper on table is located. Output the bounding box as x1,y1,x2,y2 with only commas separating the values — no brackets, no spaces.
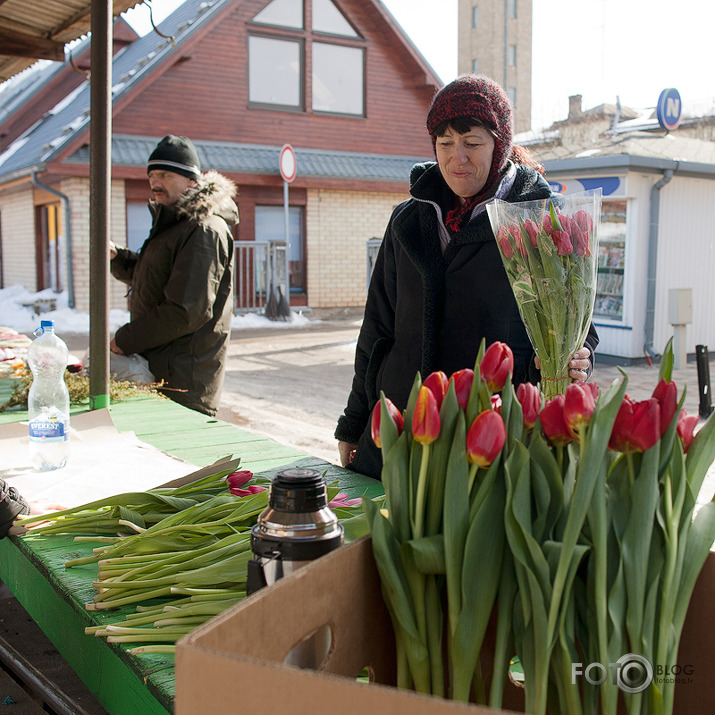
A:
0,409,208,512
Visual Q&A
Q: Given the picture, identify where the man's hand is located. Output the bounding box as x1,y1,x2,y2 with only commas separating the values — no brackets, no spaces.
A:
110,337,125,355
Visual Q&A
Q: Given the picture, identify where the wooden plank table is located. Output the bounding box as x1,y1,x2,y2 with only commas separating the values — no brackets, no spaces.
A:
0,392,383,714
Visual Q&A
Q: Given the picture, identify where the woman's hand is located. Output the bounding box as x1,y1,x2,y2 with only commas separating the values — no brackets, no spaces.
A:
338,441,357,467
534,347,591,383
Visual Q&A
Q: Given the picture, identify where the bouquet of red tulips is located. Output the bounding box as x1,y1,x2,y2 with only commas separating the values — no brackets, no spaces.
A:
486,190,601,399
364,339,715,715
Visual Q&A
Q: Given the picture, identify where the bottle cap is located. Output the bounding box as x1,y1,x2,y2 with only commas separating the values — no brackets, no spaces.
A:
40,320,54,329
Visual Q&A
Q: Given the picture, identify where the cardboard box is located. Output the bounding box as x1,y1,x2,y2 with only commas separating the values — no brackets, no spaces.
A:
175,537,715,714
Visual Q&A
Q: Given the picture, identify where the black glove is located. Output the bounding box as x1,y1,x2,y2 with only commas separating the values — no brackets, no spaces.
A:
0,479,29,538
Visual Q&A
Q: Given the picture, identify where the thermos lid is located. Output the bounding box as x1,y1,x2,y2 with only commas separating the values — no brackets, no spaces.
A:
269,467,327,513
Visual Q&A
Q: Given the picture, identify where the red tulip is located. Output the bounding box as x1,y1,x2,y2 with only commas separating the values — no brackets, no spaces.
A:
412,385,440,445
542,214,554,236
226,470,254,491
466,410,506,468
496,226,514,259
540,394,573,446
480,341,514,393
423,370,449,410
491,393,502,412
449,368,474,410
516,381,541,429
370,397,404,449
676,409,699,453
572,223,590,257
552,229,573,255
563,382,596,438
608,396,661,453
230,484,268,497
652,379,678,435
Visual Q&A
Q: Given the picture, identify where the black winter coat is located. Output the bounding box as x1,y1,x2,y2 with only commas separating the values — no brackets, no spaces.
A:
111,171,237,416
335,162,599,479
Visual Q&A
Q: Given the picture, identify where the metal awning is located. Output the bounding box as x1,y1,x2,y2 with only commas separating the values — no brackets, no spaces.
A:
1,0,149,409
0,0,142,83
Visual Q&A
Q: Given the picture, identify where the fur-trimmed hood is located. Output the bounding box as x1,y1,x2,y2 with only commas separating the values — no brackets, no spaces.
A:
173,170,239,226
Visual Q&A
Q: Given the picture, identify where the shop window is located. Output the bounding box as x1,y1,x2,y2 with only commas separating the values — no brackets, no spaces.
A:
249,0,364,115
472,6,478,27
508,0,517,19
508,44,516,66
594,200,627,321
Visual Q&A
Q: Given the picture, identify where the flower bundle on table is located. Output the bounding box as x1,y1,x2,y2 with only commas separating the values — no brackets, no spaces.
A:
486,190,601,398
364,339,715,715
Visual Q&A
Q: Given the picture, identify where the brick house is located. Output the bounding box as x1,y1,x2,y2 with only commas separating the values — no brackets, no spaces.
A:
0,0,441,313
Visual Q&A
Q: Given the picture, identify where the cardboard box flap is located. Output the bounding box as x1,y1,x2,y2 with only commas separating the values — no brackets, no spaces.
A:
179,535,396,681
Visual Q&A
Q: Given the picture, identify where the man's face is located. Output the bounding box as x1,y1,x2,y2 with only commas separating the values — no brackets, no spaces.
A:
148,170,195,205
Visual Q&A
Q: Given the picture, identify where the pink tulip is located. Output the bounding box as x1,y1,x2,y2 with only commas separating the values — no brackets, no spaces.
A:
508,223,527,257
552,229,573,255
413,385,440,445
370,397,404,449
491,393,502,412
328,492,363,508
676,410,699,453
480,341,514,393
466,410,506,468
423,371,449,410
572,223,590,256
449,368,474,410
523,218,539,248
573,209,593,234
496,226,514,259
516,381,541,429
542,214,554,236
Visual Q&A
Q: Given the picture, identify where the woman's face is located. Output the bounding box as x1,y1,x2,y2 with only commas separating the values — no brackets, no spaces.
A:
435,125,495,204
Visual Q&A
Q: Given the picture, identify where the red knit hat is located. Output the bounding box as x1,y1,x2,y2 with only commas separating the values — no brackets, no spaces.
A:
426,74,513,199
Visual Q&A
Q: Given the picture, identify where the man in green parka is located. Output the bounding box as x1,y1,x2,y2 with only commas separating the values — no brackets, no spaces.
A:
110,135,238,416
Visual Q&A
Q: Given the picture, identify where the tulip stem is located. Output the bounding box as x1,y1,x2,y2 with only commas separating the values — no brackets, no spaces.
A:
413,444,431,538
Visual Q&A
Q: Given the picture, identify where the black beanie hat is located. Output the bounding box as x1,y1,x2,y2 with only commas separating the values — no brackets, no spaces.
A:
147,135,201,180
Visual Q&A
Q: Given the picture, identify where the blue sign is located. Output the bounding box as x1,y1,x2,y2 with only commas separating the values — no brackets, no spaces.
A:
656,88,682,130
548,177,622,197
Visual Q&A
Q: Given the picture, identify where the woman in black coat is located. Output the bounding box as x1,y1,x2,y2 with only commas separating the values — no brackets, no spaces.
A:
335,75,598,480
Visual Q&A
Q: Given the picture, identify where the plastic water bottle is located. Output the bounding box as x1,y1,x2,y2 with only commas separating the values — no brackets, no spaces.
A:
27,320,70,470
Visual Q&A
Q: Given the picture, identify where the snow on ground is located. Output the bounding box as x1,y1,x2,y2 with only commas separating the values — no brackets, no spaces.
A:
0,285,312,337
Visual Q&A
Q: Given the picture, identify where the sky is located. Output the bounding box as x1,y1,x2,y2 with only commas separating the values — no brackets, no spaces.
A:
120,0,715,131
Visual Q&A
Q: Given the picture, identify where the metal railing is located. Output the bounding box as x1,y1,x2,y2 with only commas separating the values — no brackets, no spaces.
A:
233,240,289,316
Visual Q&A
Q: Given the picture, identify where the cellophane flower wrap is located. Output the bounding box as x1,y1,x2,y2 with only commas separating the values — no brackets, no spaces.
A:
486,189,602,398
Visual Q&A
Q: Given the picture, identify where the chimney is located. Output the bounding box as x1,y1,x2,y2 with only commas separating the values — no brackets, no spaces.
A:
568,95,583,121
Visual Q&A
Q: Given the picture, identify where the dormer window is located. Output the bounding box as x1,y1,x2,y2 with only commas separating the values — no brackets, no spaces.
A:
248,0,365,116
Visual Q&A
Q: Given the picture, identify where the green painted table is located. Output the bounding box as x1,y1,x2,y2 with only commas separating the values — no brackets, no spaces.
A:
0,393,383,714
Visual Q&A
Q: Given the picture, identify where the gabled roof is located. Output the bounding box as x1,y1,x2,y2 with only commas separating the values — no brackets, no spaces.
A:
0,0,144,83
0,0,438,185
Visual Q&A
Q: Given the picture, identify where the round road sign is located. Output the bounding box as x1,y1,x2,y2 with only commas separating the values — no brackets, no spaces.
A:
279,144,297,183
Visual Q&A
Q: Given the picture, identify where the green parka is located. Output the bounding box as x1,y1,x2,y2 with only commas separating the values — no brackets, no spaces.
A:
111,170,237,416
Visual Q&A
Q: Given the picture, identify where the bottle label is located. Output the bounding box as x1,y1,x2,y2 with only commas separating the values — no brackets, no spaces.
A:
29,412,69,443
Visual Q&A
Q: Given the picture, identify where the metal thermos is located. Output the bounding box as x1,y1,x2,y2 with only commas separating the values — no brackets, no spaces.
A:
246,468,344,595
